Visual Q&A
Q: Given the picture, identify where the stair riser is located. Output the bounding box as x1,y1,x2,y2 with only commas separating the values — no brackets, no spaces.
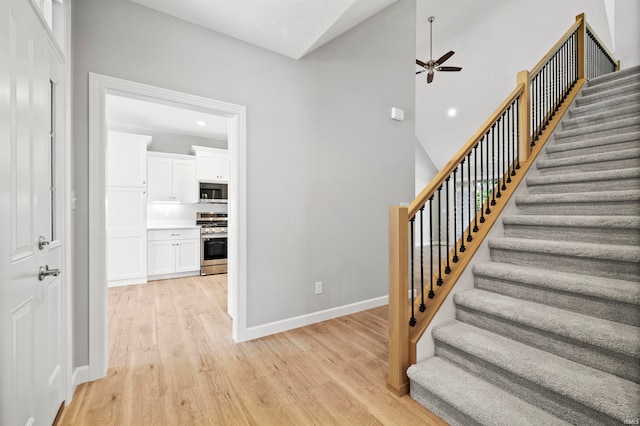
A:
526,178,640,194
537,157,640,174
576,84,640,106
503,224,640,246
455,307,640,384
474,275,640,326
554,124,640,143
489,246,640,281
434,340,614,426
546,140,640,159
409,382,476,426
516,200,640,216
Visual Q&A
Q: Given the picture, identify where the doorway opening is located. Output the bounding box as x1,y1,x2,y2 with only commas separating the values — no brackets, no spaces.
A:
88,74,248,381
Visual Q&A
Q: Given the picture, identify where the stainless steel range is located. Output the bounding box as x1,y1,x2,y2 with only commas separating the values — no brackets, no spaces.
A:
197,212,228,275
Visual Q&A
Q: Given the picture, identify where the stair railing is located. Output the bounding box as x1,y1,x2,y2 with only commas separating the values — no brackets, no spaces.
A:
387,13,618,396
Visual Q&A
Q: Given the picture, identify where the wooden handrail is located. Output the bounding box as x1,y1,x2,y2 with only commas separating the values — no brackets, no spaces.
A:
409,84,524,219
531,19,582,77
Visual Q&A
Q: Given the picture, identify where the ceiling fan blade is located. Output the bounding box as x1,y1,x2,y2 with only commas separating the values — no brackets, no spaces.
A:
437,66,462,72
416,58,428,68
416,70,426,75
427,71,434,83
434,51,455,65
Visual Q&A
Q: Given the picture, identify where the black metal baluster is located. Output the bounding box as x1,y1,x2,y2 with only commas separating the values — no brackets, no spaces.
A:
490,124,496,207
437,187,443,286
409,217,416,326
515,98,521,170
506,104,512,183
459,160,466,253
467,152,473,242
473,143,480,231
419,206,426,312
480,133,486,222
451,171,458,262
496,111,507,193
511,102,517,176
428,198,434,299
445,177,452,272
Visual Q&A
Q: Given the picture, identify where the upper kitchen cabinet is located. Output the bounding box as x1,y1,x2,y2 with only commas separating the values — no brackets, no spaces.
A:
191,146,229,183
108,131,150,187
148,152,197,203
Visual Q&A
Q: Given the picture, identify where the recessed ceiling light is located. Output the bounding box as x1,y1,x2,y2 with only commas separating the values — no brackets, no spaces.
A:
196,120,207,126
447,108,457,117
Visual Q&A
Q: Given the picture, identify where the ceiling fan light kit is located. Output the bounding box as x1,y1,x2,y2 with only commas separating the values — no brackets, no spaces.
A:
416,16,462,84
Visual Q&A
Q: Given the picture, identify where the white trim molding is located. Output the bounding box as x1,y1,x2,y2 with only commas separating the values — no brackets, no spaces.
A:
87,73,248,383
244,296,389,341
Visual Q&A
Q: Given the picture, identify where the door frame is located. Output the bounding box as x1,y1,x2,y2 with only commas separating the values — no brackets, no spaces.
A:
87,73,248,381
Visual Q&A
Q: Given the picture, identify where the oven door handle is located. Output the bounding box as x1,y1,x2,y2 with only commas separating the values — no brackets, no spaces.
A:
202,235,228,240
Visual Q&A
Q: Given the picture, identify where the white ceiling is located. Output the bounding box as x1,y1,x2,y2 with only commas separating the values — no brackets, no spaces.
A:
106,95,229,140
128,0,398,59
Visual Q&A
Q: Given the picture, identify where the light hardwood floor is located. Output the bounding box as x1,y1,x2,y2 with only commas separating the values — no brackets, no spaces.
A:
59,275,445,425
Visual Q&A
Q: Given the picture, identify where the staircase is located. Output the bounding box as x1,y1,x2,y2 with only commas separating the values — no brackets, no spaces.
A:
407,66,640,425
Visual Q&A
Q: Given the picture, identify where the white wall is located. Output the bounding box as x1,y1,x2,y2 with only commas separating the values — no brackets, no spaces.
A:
414,0,627,171
613,0,640,68
72,0,416,366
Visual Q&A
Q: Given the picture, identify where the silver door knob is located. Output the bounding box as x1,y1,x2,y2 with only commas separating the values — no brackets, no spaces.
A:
38,236,50,250
39,265,60,281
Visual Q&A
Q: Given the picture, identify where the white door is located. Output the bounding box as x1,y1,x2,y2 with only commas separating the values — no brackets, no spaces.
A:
0,0,65,424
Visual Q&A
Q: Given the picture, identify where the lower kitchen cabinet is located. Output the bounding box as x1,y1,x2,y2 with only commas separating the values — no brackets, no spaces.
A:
148,228,200,279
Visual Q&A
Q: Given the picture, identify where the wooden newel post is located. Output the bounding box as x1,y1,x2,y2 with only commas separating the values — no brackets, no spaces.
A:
576,13,586,80
516,70,530,164
387,205,410,396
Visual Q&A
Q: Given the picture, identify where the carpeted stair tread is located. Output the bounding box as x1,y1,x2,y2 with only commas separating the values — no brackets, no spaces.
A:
472,262,640,306
569,92,640,117
576,81,640,106
582,73,640,96
536,148,640,170
488,236,640,263
502,214,640,230
554,116,640,140
545,131,640,154
407,357,572,426
453,290,640,359
526,167,640,187
515,189,640,208
585,65,640,87
561,104,640,129
430,320,640,423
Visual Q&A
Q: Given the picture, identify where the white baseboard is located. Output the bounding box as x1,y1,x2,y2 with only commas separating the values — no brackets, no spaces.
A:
67,365,90,404
244,295,389,341
107,277,147,288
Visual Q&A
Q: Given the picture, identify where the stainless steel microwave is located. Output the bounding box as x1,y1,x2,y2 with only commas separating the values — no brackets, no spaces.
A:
199,182,228,203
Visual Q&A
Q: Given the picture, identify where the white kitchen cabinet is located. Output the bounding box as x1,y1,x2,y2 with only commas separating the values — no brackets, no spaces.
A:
191,146,229,182
147,152,197,203
107,132,150,287
148,228,200,279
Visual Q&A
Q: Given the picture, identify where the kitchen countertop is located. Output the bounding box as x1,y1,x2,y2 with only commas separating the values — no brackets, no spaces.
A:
147,223,200,230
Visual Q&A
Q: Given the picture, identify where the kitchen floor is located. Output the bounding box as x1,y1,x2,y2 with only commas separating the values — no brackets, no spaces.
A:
58,274,443,425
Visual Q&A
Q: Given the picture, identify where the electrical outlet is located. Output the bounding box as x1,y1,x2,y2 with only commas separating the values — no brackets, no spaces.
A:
315,281,323,295
408,288,417,299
